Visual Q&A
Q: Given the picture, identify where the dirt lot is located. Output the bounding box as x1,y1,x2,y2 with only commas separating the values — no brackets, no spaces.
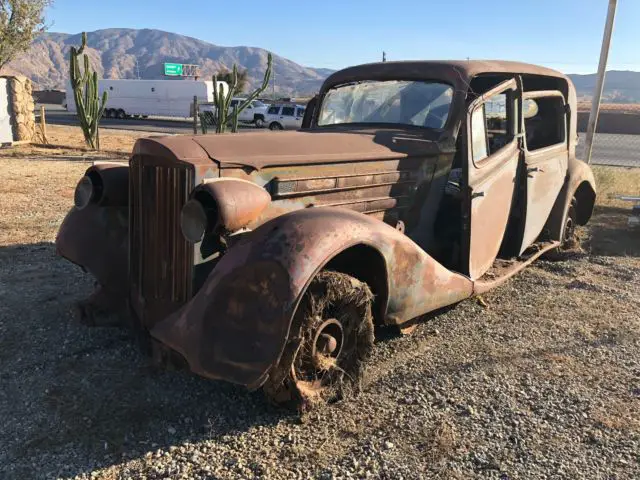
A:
0,135,639,478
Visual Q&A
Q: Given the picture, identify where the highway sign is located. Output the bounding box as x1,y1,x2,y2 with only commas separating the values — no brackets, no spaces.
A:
164,63,183,76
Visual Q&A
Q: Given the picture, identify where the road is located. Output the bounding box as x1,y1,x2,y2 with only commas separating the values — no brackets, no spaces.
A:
39,105,640,167
38,104,255,135
576,132,640,167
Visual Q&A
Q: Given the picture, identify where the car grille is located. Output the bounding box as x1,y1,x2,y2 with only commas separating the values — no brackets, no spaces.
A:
130,156,194,322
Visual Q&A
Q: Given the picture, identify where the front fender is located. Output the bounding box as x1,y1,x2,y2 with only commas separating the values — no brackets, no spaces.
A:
150,207,473,389
55,204,129,296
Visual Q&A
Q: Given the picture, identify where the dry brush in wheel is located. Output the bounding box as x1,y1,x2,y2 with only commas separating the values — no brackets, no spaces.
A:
263,270,375,411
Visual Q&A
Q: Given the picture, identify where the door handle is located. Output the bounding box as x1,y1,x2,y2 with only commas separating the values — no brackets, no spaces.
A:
471,191,485,199
527,166,544,173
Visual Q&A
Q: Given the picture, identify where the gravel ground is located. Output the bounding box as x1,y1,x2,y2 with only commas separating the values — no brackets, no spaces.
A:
1,152,639,480
1,213,638,479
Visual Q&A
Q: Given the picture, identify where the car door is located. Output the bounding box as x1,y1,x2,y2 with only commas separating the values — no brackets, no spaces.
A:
280,106,296,128
464,78,520,280
517,91,569,253
295,107,305,128
238,101,254,123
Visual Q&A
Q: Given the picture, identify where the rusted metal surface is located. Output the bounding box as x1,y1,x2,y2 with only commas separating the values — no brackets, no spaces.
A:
194,178,271,232
150,207,473,388
55,60,597,399
55,203,129,305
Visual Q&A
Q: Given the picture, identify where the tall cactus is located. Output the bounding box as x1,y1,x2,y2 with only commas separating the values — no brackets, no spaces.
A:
69,32,108,150
210,53,272,133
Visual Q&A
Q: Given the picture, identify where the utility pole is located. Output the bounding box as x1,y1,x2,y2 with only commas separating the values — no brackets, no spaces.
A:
135,58,141,79
382,51,387,62
584,0,617,164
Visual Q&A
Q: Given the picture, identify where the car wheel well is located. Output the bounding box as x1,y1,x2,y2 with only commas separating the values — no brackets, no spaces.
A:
573,181,596,225
323,244,388,327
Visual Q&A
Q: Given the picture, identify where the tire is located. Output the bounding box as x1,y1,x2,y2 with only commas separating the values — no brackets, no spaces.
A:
263,270,375,411
116,109,126,120
544,197,580,260
560,197,579,250
254,116,265,128
269,122,283,131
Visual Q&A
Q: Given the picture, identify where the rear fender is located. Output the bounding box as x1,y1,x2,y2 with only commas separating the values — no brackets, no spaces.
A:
150,207,473,389
55,204,129,297
542,157,597,240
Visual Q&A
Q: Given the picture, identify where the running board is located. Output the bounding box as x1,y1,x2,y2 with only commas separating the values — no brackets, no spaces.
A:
473,240,561,295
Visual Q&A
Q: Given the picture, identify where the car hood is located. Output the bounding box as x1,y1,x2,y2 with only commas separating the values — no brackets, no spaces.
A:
190,128,441,170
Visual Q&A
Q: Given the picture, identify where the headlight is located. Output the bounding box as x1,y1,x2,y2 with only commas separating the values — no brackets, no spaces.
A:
180,198,211,243
74,175,97,209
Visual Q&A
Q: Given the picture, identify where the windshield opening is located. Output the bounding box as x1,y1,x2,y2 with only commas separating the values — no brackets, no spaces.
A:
317,80,454,129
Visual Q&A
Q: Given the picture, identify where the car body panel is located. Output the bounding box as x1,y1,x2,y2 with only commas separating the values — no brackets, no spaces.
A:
149,207,473,388
54,60,596,392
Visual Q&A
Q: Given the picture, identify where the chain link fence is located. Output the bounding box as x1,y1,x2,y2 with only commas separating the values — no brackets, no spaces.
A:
576,132,640,167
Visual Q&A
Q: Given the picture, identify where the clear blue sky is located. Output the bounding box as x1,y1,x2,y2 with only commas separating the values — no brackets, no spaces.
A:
44,0,640,74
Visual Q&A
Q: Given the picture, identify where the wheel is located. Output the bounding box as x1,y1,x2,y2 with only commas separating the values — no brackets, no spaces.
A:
116,109,126,119
543,197,580,260
263,270,375,411
254,116,265,128
560,197,579,250
269,122,283,131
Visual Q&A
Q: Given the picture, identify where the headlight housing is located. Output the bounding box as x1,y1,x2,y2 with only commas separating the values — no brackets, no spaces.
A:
74,173,101,209
180,197,215,243
179,178,272,243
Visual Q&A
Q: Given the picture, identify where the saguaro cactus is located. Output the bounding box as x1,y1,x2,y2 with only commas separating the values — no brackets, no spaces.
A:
69,32,108,150
210,53,273,133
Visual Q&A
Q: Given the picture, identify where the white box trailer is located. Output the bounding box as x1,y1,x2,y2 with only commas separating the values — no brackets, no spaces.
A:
65,79,228,119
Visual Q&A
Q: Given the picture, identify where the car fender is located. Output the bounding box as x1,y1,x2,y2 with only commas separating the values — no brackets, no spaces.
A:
55,204,129,297
150,207,473,389
543,156,597,241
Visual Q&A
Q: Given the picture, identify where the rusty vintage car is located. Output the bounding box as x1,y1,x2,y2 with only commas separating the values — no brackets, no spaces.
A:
56,60,596,408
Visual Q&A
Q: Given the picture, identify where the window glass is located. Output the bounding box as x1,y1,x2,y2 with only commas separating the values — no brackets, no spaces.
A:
484,93,510,153
471,106,488,161
267,106,279,115
230,99,239,107
524,96,566,151
281,106,295,116
296,108,305,117
471,91,514,162
318,80,453,128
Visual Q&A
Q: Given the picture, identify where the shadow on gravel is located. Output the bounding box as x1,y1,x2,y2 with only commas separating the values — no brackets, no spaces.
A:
585,205,640,257
0,242,296,479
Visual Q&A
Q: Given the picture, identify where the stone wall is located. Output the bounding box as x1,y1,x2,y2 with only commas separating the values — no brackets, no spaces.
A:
2,76,36,142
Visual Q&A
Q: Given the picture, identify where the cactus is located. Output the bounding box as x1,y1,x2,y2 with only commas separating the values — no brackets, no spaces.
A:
69,32,108,150
211,53,272,133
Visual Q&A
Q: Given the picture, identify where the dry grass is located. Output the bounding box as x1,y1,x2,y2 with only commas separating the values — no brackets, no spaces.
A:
592,165,640,207
0,124,145,160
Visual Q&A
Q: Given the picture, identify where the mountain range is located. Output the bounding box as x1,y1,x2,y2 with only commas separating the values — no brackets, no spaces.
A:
7,28,335,96
5,28,640,103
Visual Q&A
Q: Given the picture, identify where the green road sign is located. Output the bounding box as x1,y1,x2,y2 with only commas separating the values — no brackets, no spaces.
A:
164,63,183,76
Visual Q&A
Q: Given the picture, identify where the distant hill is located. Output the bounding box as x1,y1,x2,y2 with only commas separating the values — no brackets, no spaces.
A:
7,28,335,96
568,70,640,103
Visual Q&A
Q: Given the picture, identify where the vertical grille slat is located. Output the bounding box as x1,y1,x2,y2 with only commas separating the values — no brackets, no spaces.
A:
130,156,194,322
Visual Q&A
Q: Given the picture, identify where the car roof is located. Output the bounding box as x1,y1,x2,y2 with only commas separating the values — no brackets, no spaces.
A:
322,60,569,92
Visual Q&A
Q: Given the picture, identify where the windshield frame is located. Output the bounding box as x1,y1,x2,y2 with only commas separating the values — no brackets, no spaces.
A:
314,78,456,132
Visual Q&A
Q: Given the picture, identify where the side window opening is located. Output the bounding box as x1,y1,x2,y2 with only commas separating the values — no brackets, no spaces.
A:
267,106,279,115
281,106,295,116
524,96,566,151
471,91,514,162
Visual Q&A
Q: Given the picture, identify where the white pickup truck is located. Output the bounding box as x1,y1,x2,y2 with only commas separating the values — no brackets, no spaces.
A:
201,97,270,128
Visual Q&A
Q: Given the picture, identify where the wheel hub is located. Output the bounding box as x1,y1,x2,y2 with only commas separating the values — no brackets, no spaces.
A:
312,319,344,360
